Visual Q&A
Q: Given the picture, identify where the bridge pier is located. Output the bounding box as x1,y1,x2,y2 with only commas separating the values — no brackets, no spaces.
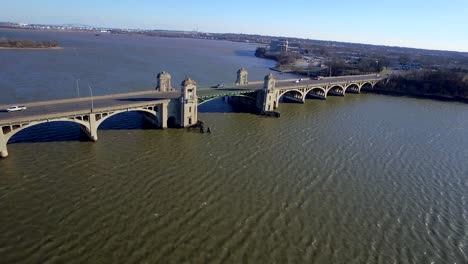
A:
181,78,198,127
0,133,7,158
260,73,278,113
158,102,168,129
88,114,98,141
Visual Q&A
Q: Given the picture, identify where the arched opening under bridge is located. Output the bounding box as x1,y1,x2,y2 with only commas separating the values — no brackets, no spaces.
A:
327,85,345,97
345,84,360,94
360,82,374,92
279,90,304,103
98,110,158,131
6,121,88,145
306,88,327,100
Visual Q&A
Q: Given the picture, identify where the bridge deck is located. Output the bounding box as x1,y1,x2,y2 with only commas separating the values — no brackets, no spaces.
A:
236,74,387,90
0,90,180,125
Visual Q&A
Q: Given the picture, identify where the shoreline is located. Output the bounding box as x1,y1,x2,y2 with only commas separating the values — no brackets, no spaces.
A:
0,46,63,50
368,89,468,104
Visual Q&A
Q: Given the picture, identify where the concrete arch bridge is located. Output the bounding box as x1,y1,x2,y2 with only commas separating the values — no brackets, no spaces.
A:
276,79,379,102
254,74,387,112
0,70,387,158
0,101,170,158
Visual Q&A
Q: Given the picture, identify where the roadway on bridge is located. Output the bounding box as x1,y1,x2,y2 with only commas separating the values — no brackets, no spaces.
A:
0,90,181,124
239,74,386,90
0,88,248,125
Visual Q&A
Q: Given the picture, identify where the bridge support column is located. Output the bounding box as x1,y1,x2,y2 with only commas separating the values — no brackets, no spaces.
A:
261,73,277,113
0,133,8,158
159,102,168,129
148,103,168,128
88,114,98,141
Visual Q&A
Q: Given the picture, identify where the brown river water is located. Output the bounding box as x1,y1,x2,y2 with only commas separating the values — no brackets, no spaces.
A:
0,29,467,263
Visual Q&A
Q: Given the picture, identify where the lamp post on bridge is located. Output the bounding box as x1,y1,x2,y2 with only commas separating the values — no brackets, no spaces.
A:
88,84,94,112
76,78,80,97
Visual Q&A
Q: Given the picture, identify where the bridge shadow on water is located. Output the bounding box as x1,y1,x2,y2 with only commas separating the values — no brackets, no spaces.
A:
198,97,254,114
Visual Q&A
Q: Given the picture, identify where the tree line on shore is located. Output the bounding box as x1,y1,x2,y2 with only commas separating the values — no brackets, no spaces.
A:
0,38,59,48
255,47,384,76
378,69,468,99
256,45,468,101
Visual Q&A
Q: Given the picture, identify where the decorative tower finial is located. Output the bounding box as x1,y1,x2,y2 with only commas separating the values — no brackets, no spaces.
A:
156,71,172,92
236,68,248,85
263,73,276,90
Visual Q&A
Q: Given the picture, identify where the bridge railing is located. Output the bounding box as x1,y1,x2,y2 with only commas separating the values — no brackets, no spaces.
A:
0,90,180,110
0,99,171,126
275,77,386,91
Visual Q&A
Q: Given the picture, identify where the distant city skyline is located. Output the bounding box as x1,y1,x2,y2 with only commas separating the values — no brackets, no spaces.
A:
2,0,468,52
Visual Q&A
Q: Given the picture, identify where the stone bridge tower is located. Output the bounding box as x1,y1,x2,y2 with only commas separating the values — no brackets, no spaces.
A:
180,78,198,127
236,68,248,85
260,73,278,113
156,71,173,92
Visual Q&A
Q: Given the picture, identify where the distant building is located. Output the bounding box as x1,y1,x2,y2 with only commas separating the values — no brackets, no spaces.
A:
270,39,288,53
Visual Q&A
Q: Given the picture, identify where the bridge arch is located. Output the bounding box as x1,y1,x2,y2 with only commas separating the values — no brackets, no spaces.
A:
95,108,157,128
1,118,91,147
92,108,159,139
0,108,163,158
345,83,361,94
327,85,345,97
305,87,327,100
360,82,374,92
278,89,305,103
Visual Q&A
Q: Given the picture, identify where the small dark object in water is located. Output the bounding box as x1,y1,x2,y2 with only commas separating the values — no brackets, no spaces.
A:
263,111,281,118
207,127,211,133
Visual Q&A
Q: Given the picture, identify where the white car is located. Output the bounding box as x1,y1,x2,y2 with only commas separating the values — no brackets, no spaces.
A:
6,106,27,112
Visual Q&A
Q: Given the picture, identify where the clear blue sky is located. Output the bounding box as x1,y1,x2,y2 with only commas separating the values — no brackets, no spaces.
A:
2,0,468,52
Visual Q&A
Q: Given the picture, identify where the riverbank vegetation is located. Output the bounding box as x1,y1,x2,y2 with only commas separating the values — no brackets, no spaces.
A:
376,70,468,101
255,37,468,102
0,38,60,49
255,46,388,76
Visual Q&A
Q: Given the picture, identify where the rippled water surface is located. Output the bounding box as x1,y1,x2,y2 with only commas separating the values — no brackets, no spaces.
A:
0,29,467,263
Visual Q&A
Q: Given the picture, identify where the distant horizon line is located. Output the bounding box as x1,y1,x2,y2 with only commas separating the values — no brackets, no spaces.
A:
2,20,468,54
